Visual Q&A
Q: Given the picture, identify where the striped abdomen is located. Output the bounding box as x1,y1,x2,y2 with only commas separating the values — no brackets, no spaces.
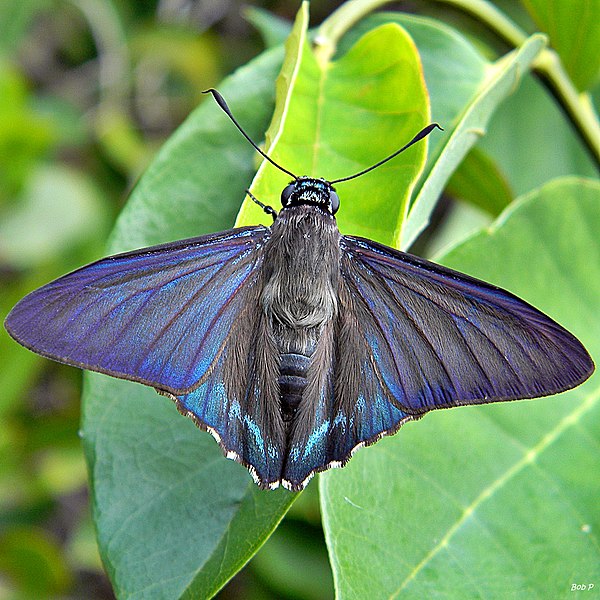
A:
260,205,341,424
279,352,311,421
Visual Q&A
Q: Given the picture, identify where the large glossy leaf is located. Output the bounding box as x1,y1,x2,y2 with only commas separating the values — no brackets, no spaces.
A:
79,6,561,598
80,48,296,600
85,376,296,599
321,177,600,599
522,0,600,91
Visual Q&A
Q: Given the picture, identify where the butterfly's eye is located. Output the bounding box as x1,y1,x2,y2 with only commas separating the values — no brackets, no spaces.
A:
329,190,340,214
281,183,296,206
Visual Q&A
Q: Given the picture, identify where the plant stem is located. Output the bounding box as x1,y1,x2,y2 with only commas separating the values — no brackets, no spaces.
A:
432,0,528,46
315,0,528,59
316,0,600,168
533,49,600,169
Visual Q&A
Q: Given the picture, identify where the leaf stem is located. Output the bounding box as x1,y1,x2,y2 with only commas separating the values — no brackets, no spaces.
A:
315,0,528,60
315,0,391,63
432,0,528,46
316,0,600,168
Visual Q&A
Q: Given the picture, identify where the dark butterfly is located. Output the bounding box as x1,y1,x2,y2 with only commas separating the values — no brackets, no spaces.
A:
5,90,594,491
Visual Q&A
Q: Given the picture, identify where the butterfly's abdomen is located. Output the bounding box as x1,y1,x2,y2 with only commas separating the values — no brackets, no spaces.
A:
261,205,341,421
279,352,311,420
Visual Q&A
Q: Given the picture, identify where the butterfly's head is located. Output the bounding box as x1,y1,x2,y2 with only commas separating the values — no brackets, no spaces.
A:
280,177,340,215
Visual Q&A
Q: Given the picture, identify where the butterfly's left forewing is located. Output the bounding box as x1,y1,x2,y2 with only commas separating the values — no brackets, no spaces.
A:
6,227,268,394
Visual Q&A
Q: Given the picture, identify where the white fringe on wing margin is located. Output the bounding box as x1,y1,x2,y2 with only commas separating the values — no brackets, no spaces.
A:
158,388,419,491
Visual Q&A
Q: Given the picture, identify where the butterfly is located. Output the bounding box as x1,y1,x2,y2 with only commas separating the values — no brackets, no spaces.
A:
5,90,594,491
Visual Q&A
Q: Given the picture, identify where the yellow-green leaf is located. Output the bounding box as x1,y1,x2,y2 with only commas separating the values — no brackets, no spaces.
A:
237,4,430,247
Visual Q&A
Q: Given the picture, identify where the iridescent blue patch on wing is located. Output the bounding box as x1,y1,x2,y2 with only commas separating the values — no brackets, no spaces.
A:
174,349,285,487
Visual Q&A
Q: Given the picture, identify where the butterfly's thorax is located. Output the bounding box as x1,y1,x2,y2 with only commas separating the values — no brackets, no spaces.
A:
261,204,341,420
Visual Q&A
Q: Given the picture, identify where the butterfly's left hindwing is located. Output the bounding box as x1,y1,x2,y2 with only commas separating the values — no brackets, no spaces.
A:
171,307,286,488
6,225,289,485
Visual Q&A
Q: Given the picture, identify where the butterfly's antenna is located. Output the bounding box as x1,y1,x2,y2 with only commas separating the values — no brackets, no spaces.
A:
203,89,298,180
329,123,443,184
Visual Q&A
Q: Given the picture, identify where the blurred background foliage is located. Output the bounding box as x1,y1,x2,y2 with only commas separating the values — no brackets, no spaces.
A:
0,1,597,599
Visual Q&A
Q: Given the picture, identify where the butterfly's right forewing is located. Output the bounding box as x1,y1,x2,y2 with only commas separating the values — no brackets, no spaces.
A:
339,235,593,415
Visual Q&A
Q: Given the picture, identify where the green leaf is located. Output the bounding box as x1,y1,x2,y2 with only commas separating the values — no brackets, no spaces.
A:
402,33,546,249
339,12,488,144
522,0,600,91
333,14,547,247
445,146,513,216
81,47,294,600
106,45,282,252
479,73,597,196
236,8,430,247
340,12,505,234
340,14,552,247
244,6,292,49
321,177,600,599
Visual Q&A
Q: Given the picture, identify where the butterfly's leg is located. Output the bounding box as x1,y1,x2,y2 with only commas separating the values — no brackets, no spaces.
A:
245,189,278,221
